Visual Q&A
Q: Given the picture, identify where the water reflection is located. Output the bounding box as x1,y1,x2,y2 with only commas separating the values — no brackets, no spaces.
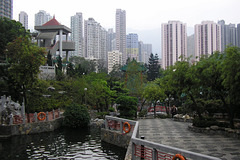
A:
0,127,126,160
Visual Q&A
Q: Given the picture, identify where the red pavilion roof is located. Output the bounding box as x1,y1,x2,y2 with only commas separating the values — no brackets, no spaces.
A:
42,16,61,26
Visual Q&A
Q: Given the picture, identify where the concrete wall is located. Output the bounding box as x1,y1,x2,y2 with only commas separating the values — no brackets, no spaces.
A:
0,117,63,137
101,128,131,149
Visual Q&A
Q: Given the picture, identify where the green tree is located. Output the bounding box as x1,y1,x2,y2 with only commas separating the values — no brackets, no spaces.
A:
69,56,96,74
66,62,75,77
143,82,165,118
5,36,46,114
221,46,240,128
147,53,160,81
63,103,90,128
47,51,53,66
109,64,124,81
124,59,146,96
165,60,205,119
116,95,138,119
88,78,115,112
0,17,29,61
55,55,64,81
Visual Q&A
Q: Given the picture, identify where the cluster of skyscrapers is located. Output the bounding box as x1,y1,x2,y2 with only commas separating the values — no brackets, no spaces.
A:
70,9,152,73
1,0,240,71
162,20,240,69
29,9,152,73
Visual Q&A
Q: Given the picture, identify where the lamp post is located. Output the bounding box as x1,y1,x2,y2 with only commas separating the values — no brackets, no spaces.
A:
84,88,87,105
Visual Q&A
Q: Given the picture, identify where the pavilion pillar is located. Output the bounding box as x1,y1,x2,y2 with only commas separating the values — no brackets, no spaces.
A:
59,29,63,57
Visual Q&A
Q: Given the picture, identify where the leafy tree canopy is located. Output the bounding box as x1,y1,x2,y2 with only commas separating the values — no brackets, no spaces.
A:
0,17,30,60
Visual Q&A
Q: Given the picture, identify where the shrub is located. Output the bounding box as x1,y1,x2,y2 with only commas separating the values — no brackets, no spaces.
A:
63,104,90,128
157,114,170,119
108,107,115,112
192,117,229,128
138,109,148,117
116,95,137,119
96,111,109,119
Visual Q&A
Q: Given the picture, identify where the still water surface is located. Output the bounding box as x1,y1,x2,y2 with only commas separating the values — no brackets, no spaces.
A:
0,127,126,160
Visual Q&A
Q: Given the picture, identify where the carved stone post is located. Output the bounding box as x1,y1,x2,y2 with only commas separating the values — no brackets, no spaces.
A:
10,114,13,125
22,114,26,124
34,112,37,122
52,110,55,119
46,111,49,121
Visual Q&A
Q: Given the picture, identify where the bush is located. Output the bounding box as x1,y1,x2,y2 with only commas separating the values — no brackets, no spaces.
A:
193,117,216,128
157,114,170,119
63,104,90,128
193,117,229,128
138,109,148,117
96,111,109,119
116,96,138,119
108,107,115,112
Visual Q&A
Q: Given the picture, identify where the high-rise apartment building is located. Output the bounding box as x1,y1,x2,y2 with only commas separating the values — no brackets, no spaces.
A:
71,12,83,57
187,34,195,62
161,21,187,69
237,24,240,48
0,0,13,19
218,20,237,51
108,50,122,74
19,11,28,29
35,10,52,26
84,18,107,61
126,33,139,61
115,9,126,64
195,21,221,59
143,44,152,64
138,42,152,64
107,28,115,52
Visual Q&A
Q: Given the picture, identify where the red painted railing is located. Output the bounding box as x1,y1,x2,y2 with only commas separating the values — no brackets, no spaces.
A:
12,109,60,124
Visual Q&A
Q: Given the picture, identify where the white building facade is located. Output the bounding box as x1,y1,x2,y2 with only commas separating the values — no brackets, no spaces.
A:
71,12,83,57
108,50,122,73
19,11,28,29
126,33,139,61
162,21,187,69
195,21,221,59
116,9,126,64
84,18,107,61
218,20,237,51
35,10,52,27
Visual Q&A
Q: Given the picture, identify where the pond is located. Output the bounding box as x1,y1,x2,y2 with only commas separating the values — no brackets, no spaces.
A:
0,127,126,160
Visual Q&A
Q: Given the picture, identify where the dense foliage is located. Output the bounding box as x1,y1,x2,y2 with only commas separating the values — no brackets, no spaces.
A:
116,95,138,119
150,47,240,128
0,18,30,61
147,53,160,81
1,17,240,128
5,36,46,113
63,104,90,128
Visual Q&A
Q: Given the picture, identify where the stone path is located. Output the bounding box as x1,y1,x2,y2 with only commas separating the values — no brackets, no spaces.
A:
138,119,240,160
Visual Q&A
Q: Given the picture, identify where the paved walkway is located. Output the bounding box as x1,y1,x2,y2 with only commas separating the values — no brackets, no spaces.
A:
138,119,240,160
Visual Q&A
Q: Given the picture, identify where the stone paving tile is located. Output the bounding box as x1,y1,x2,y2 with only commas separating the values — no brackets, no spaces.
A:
138,119,240,160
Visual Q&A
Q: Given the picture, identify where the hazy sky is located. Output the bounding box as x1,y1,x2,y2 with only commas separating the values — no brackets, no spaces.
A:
13,0,240,55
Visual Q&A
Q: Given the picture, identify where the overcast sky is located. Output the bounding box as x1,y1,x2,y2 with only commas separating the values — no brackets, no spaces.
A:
13,0,240,55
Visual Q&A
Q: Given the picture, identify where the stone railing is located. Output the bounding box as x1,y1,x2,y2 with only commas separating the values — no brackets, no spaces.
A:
12,109,61,125
104,116,221,160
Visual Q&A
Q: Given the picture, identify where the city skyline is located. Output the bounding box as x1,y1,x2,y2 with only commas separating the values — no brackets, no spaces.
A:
12,0,240,56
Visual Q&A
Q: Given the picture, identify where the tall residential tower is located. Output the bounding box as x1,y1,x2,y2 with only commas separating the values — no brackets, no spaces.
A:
161,21,187,69
115,9,126,64
218,20,237,51
35,10,52,26
71,12,83,57
0,0,13,19
126,33,139,61
195,21,221,59
84,18,107,61
19,11,28,29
